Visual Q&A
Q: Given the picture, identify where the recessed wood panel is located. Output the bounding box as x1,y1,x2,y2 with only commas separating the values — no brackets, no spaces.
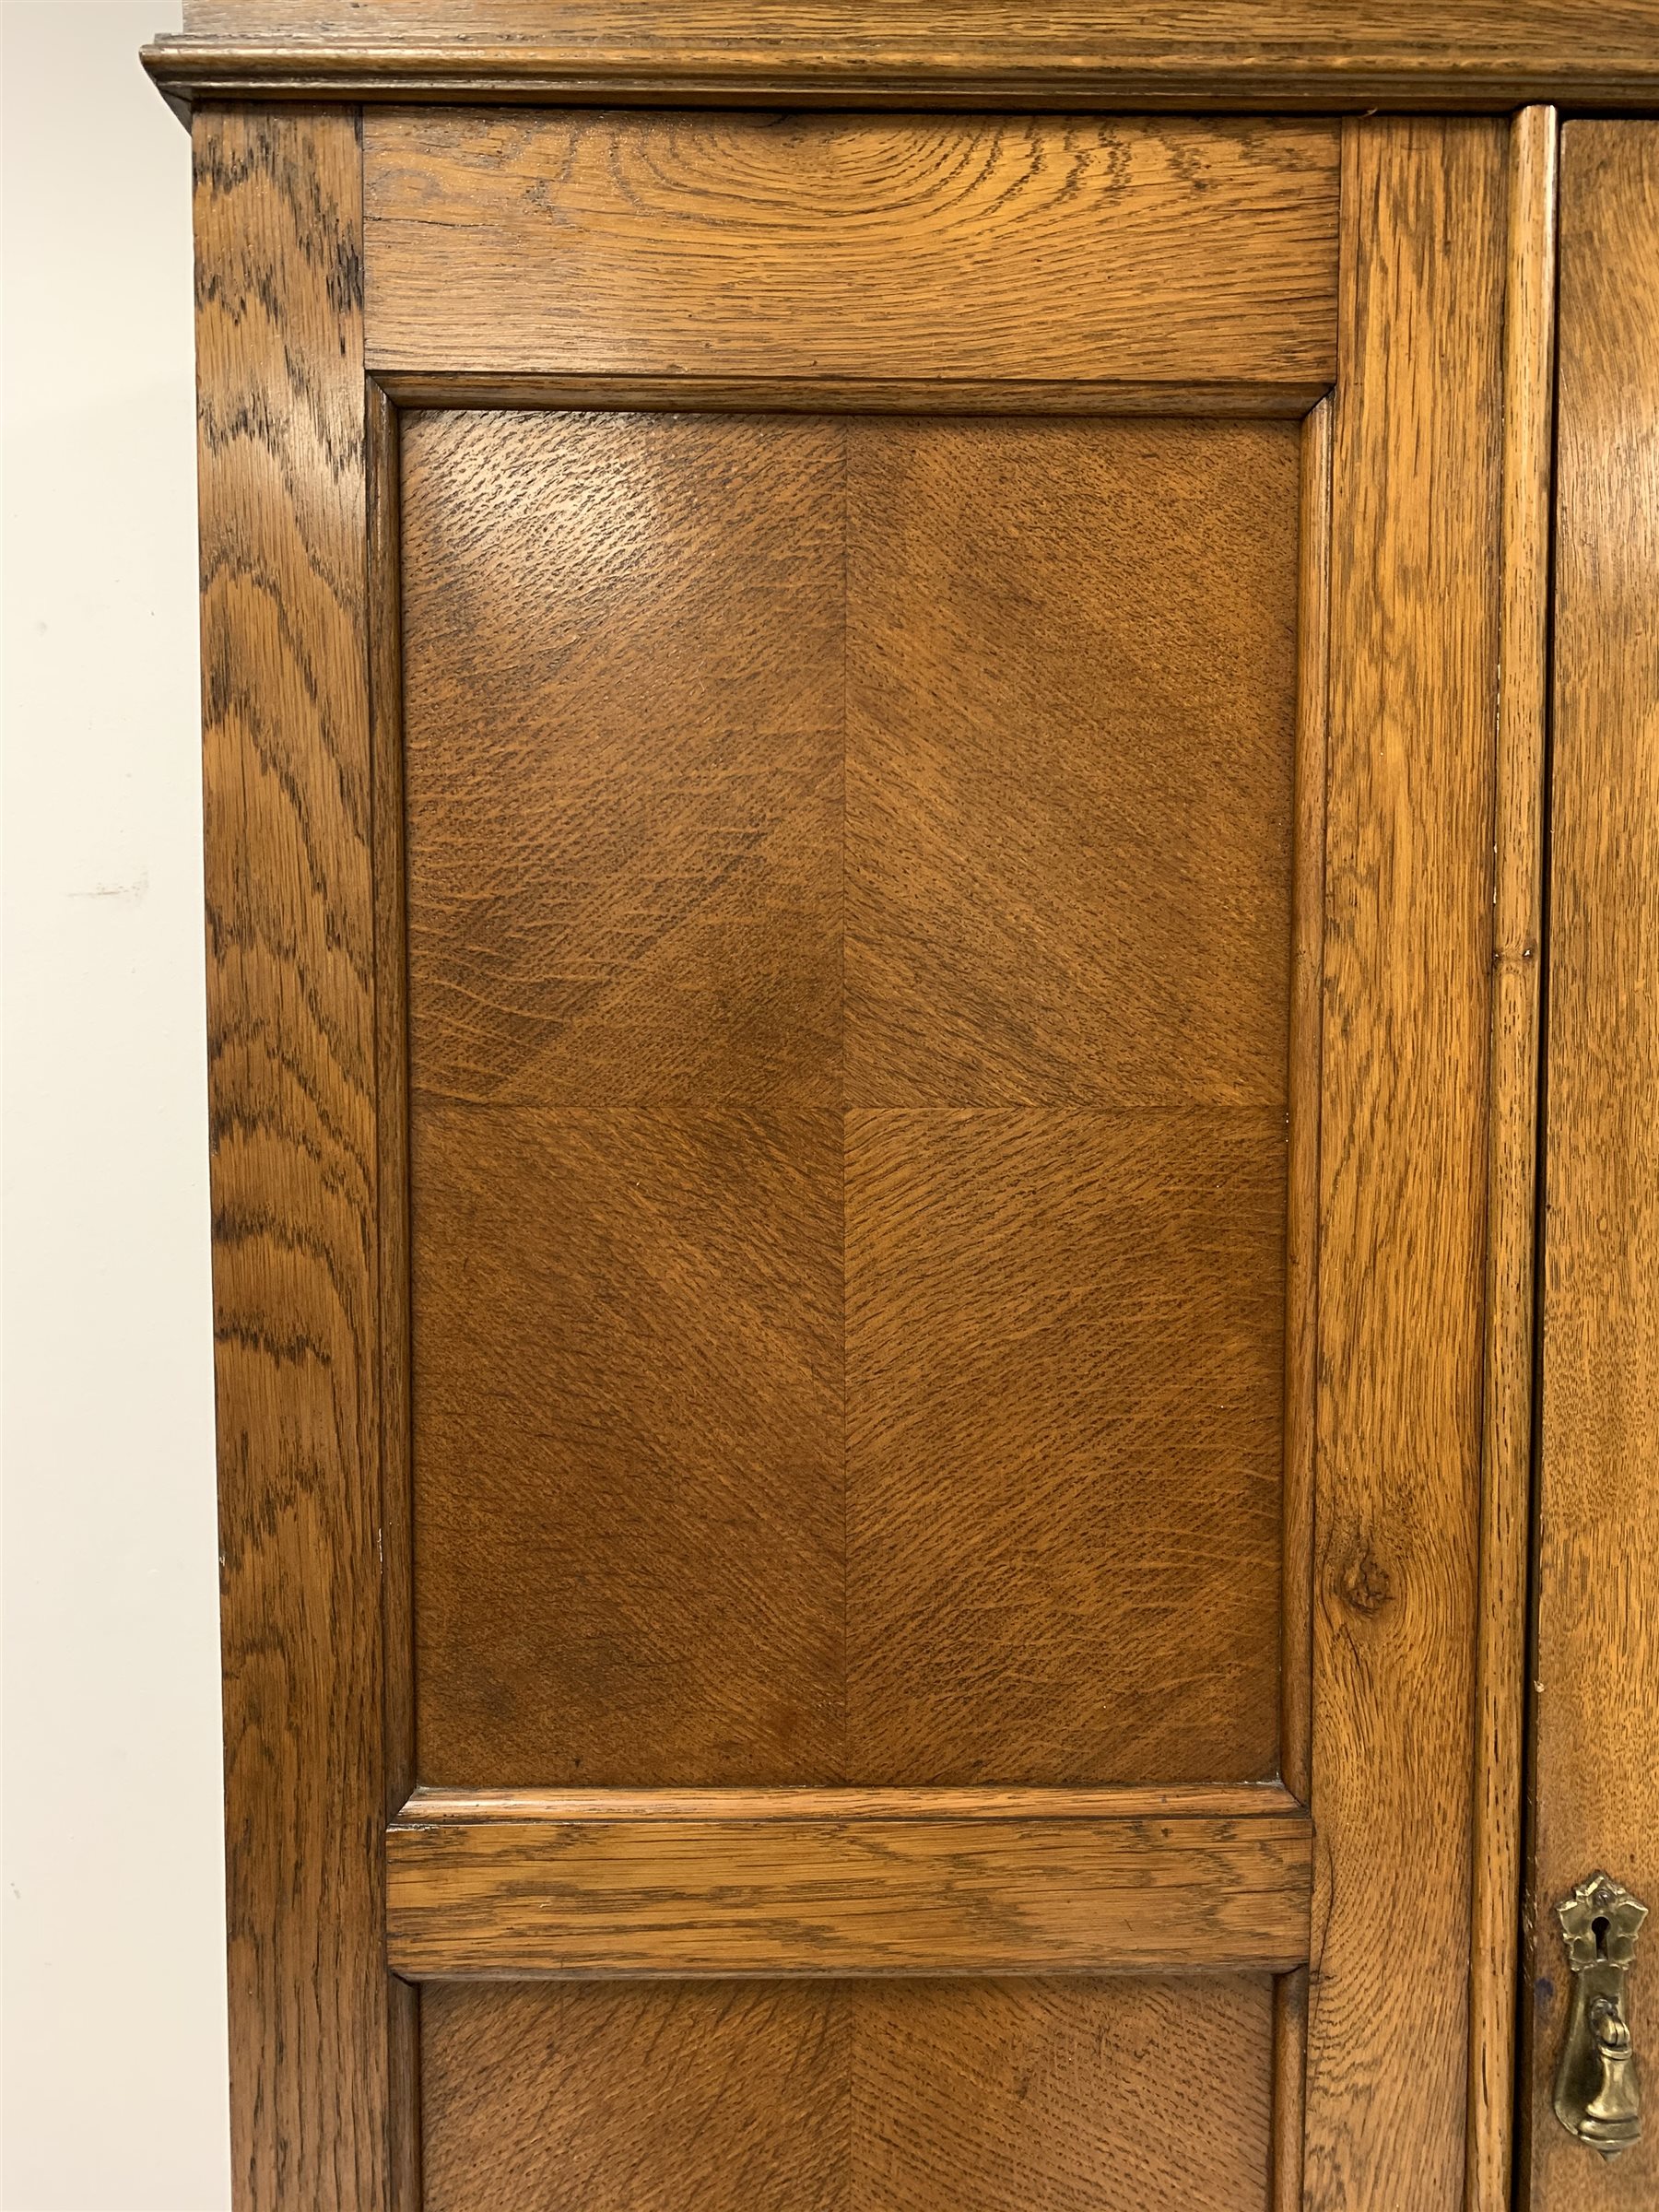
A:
402,408,1301,1788
364,112,1337,388
419,1977,1274,2212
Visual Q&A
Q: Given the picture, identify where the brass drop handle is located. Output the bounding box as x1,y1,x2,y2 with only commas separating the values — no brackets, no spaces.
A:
1554,1873,1647,2159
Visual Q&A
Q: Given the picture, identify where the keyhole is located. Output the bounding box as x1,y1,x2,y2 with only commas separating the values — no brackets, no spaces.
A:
1593,1913,1611,1958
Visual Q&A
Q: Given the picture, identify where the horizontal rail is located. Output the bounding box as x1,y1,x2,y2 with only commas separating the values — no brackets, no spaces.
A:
387,1783,1312,1979
359,111,1336,393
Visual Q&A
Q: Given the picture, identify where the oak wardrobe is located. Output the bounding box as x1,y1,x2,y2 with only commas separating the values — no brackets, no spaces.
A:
145,8,1659,2206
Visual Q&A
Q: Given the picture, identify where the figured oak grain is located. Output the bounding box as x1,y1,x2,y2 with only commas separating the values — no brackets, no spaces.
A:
845,1109,1284,1784
418,1976,1275,2212
402,407,847,1785
1525,118,1659,2212
193,106,398,2212
845,417,1301,1110
400,409,843,1110
168,69,1541,2212
151,2,1659,113
385,1794,1312,1977
362,111,1338,389
1469,103,1556,2212
410,1105,844,1786
1301,118,1506,2210
401,410,1302,1789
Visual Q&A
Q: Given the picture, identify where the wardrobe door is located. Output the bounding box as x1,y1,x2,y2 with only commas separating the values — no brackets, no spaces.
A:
192,103,1524,2211
374,115,1329,2212
1525,119,1659,2208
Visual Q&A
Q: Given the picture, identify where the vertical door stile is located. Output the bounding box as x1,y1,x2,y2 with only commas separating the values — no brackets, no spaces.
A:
1305,116,1508,2209
1469,100,1559,2212
193,102,397,2212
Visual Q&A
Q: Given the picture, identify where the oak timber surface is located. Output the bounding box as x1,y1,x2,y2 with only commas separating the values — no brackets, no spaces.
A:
1301,119,1506,2210
376,374,1326,418
403,407,844,1787
400,408,1298,1789
844,418,1296,1108
401,411,842,1110
1469,103,1556,2212
419,1978,1274,2211
152,3,1659,112
385,1794,1311,1976
362,112,1337,387
1527,119,1659,2210
393,1782,1300,1821
193,107,394,2212
845,1109,1283,1783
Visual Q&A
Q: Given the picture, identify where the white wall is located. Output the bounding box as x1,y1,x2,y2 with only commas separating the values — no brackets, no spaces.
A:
3,5,232,2206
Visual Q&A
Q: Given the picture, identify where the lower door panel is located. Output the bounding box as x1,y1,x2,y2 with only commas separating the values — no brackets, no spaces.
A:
420,1979,1275,2212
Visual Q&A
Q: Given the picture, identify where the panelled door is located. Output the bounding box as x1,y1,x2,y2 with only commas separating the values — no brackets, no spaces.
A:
1524,118,1659,2211
192,100,1547,2210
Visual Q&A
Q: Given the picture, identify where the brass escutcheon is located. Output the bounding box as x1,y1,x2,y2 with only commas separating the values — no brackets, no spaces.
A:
1554,1871,1647,2159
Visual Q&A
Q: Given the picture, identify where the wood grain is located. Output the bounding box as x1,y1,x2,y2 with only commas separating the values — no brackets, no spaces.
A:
421,1981,848,2212
401,409,1302,1789
395,1783,1300,1821
845,1109,1285,1784
410,1105,845,1785
362,111,1338,389
400,409,842,1110
148,3,1659,113
366,378,420,2212
1525,118,1659,2212
1271,405,1330,2212
1280,398,1332,1811
840,414,1300,1783
377,373,1331,419
418,1976,1274,2212
401,408,843,1784
1469,102,1557,2212
171,76,1539,2212
385,1791,1312,1977
1272,1970,1310,2212
844,416,1301,1111
369,383,413,1829
194,106,396,2212
1301,119,1506,2209
850,1976,1273,2212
